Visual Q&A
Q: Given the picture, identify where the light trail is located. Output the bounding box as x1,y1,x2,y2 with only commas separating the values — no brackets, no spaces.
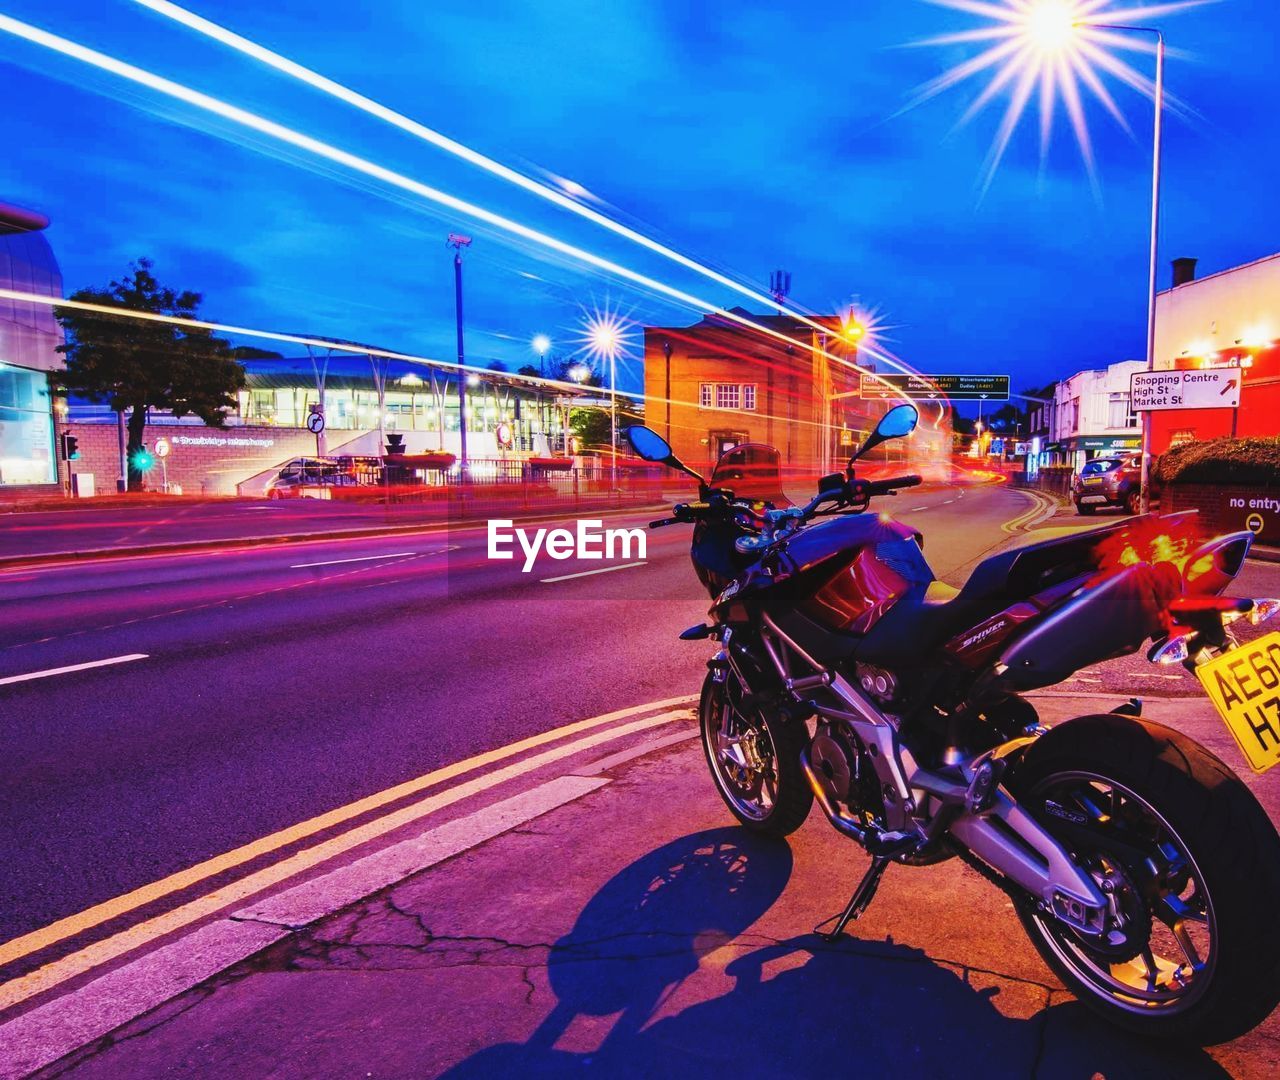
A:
0,13,917,402
130,0,926,384
0,287,863,441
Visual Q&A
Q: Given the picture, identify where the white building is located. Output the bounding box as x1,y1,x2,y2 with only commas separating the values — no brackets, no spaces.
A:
1028,359,1144,473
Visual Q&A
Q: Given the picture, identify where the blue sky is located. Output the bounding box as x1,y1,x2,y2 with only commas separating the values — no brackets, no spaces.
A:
0,0,1276,398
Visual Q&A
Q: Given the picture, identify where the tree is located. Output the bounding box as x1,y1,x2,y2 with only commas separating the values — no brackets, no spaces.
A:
229,345,284,360
55,259,245,490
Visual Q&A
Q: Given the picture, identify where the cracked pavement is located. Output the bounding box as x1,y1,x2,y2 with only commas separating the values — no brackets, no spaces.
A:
36,695,1280,1080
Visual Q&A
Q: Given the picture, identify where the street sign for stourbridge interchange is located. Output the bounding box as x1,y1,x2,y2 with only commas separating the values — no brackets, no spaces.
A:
858,374,1010,401
1131,367,1242,411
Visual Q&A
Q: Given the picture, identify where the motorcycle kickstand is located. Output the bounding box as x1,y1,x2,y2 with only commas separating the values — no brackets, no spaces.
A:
816,855,891,942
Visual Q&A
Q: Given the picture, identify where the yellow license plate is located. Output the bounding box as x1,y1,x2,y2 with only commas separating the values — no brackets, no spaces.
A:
1196,630,1280,774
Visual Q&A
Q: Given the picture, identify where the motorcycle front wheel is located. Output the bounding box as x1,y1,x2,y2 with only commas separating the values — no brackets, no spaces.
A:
699,671,812,837
1011,713,1280,1044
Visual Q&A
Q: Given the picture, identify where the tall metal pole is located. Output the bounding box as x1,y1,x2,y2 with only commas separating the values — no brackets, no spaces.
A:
454,249,467,469
1094,25,1164,514
116,407,127,493
1140,34,1165,514
609,349,618,487
449,234,472,470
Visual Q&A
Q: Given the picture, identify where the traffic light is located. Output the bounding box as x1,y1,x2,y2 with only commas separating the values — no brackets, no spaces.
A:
385,432,406,456
59,432,79,461
130,447,155,473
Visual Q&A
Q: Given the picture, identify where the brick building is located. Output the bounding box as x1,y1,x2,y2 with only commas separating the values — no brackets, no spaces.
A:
643,309,895,475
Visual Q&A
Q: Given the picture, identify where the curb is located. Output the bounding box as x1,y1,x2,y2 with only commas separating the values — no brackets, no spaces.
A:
0,503,671,572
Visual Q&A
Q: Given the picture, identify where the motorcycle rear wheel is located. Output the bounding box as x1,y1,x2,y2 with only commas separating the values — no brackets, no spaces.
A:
699,672,812,836
1011,713,1280,1044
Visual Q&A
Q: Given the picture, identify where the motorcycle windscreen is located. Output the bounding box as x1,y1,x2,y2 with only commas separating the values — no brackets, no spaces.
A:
996,562,1180,690
710,443,789,506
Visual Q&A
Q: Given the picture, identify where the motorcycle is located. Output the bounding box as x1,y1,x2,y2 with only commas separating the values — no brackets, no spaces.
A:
625,404,1280,1044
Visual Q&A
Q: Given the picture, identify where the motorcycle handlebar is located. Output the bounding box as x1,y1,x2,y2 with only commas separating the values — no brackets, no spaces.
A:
860,475,923,497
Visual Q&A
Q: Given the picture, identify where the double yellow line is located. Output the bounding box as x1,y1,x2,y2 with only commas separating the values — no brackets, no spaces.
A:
1002,490,1056,535
0,696,695,1011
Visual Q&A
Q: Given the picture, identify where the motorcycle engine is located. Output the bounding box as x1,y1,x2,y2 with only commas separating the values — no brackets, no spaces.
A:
808,722,881,817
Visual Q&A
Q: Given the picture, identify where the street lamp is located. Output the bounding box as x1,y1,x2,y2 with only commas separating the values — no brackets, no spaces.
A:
917,1,1190,512
583,311,631,486
1090,21,1164,514
448,233,473,471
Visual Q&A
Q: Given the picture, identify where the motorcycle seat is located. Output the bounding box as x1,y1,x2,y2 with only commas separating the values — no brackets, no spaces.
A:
857,528,1113,666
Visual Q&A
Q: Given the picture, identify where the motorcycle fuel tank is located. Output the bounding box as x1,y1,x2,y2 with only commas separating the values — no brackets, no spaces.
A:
780,514,931,635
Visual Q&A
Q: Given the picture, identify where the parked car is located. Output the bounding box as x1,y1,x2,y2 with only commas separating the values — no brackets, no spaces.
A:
1072,454,1142,515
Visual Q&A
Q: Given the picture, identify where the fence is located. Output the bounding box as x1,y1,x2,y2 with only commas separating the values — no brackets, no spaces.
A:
1011,466,1074,498
298,458,671,522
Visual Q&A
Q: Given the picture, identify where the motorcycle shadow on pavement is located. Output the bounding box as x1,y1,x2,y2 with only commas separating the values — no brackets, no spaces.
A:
443,827,1230,1080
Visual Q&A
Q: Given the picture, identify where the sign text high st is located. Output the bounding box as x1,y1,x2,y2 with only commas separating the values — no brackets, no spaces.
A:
1131,367,1242,411
859,373,1010,401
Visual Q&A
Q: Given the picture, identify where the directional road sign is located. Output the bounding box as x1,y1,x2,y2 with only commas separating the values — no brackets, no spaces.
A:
859,374,1010,401
1131,367,1242,411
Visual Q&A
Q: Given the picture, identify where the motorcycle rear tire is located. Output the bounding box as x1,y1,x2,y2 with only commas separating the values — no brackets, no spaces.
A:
1011,713,1280,1044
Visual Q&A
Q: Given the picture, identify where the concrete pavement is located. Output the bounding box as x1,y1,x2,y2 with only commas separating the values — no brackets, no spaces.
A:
7,692,1276,1080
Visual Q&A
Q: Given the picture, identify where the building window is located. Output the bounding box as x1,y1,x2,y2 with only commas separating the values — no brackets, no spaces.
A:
700,383,757,410
715,384,740,409
1108,392,1136,429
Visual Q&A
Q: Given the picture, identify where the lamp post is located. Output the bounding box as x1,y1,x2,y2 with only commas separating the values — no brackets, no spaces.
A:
448,233,472,471
1085,23,1165,514
585,315,626,487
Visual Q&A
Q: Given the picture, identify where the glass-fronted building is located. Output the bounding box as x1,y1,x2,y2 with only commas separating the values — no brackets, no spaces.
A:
0,202,62,492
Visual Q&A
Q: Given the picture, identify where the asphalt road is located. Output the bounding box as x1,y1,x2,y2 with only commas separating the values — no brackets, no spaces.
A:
0,483,1031,952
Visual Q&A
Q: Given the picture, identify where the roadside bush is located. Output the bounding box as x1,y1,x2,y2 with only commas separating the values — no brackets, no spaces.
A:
1154,436,1280,486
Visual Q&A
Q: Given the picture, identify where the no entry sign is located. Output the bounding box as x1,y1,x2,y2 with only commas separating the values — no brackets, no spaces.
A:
1131,368,1242,411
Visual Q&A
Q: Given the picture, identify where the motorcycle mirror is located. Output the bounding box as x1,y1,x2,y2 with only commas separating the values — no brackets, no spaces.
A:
849,403,919,466
623,425,706,486
625,425,673,462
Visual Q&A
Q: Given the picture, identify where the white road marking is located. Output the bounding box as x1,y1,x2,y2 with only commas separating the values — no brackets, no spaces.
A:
0,653,148,687
910,506,929,512
541,561,646,583
290,551,417,568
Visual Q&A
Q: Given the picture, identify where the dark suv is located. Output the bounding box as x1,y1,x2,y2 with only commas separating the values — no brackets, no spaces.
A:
1072,454,1142,515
